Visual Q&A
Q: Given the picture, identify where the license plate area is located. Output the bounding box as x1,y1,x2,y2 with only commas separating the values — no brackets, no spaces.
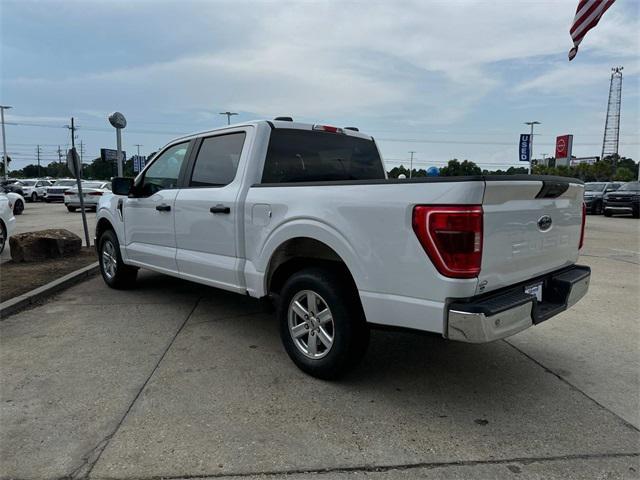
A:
524,282,543,302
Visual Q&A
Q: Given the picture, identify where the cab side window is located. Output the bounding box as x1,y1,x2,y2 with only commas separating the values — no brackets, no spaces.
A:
140,142,189,195
190,133,246,187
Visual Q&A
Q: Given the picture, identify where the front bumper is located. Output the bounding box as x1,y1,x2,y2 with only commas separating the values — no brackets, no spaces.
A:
446,265,590,343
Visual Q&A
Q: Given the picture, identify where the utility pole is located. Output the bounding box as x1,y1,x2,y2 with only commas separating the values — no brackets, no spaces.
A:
134,144,143,156
1,105,12,180
408,151,416,178
524,121,541,174
57,145,64,163
36,145,42,177
68,117,91,247
219,111,238,125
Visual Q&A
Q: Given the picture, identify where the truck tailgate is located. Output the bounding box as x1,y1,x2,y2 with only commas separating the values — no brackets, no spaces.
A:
479,178,584,294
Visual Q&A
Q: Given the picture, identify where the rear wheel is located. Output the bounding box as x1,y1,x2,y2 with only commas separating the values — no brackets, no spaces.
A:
604,209,613,217
66,205,76,212
98,229,138,289
278,267,369,379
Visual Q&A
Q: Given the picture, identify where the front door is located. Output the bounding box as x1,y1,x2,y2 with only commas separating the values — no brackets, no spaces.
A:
123,141,190,273
174,130,248,291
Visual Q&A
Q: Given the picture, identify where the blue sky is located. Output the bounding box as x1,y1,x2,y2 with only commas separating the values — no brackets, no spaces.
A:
1,0,638,172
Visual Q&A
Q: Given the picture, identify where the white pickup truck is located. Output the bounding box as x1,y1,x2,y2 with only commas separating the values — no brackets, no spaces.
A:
96,119,590,379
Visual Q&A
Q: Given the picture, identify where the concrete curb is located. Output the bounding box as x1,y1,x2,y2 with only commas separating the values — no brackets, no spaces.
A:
0,261,99,319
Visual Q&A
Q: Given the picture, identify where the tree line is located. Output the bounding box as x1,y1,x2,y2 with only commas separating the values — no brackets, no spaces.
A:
387,155,637,181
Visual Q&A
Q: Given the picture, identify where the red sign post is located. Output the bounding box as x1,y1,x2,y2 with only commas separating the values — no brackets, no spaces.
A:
555,135,573,166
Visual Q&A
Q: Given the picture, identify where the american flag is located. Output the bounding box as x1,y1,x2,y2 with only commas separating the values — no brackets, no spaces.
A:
568,0,616,60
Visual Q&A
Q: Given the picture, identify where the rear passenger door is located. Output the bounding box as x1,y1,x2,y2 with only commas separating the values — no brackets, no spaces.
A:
174,130,248,292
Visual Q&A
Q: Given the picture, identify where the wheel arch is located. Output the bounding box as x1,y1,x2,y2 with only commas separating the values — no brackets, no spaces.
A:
265,236,361,299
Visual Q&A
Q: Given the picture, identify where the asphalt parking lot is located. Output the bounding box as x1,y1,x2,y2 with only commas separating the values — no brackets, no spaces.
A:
1,201,97,263
1,214,638,479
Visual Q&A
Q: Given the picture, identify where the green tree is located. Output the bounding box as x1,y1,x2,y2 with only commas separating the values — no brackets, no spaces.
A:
439,159,481,176
614,167,635,182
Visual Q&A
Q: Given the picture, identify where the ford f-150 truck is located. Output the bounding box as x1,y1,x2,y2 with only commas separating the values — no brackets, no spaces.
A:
96,119,590,379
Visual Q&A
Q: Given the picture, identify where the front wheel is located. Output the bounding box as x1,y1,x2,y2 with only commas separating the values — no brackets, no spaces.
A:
278,267,369,380
31,193,38,202
604,209,613,217
66,205,76,212
98,229,138,289
14,200,24,215
593,201,603,215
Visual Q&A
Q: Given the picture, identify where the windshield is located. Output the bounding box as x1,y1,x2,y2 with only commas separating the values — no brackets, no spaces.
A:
618,182,640,192
585,183,606,192
19,180,36,186
54,180,77,186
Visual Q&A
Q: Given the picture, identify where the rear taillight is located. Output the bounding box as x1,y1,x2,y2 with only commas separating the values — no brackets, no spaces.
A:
64,191,73,195
88,192,103,196
412,205,483,279
579,202,586,249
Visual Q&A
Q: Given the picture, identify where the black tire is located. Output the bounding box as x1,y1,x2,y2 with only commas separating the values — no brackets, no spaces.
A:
0,221,6,254
593,201,603,215
13,199,24,215
278,267,369,380
67,205,76,212
98,229,138,289
45,198,51,203
604,209,613,217
632,209,639,219
31,192,37,202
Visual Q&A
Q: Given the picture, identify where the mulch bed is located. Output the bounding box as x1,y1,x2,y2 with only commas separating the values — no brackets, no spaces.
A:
1,248,98,302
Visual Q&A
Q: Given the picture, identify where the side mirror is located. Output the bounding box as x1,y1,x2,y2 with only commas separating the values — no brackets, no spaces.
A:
112,177,134,196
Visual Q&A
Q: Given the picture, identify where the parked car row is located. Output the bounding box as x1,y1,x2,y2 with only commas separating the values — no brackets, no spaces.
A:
584,181,639,218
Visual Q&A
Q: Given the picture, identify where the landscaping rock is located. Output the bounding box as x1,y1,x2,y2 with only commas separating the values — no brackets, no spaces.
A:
9,229,82,262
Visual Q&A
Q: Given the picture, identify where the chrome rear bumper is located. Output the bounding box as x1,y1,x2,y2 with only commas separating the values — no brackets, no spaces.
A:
447,265,590,343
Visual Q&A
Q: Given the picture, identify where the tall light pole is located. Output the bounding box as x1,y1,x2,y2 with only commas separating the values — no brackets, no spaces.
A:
409,151,416,178
108,112,127,177
219,111,238,125
1,105,12,180
524,121,541,174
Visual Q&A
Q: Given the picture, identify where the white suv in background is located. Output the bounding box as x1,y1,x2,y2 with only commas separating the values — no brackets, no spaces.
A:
17,179,51,202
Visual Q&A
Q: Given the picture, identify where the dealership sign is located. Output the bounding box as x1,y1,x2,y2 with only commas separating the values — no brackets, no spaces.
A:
100,148,126,163
132,155,147,173
555,135,573,160
519,134,531,162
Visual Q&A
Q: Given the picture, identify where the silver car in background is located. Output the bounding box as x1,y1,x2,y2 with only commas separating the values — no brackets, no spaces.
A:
64,181,111,212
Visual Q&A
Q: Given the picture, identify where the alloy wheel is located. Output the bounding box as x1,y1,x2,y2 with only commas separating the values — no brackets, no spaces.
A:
288,290,335,359
101,239,117,280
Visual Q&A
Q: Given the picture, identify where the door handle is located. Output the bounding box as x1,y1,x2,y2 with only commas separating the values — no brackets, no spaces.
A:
155,204,171,212
210,204,231,214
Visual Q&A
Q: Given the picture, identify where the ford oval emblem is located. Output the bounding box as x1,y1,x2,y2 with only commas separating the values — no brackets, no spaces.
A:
537,215,553,231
